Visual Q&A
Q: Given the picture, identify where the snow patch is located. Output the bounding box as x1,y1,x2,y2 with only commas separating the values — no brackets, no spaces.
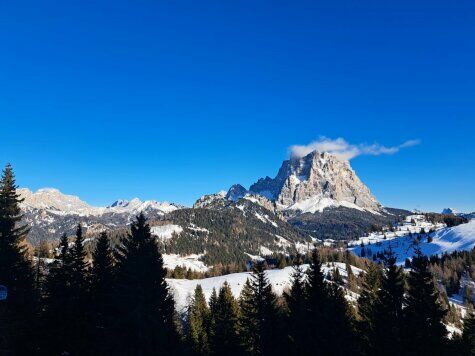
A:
163,254,209,273
150,224,183,240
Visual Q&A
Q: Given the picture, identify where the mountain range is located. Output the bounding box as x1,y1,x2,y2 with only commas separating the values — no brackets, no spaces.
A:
20,150,413,265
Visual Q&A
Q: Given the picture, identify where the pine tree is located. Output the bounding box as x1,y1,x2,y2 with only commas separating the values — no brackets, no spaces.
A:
304,249,332,354
285,264,307,354
210,282,241,356
372,249,405,356
332,266,344,286
68,224,91,353
90,231,115,353
326,281,357,355
403,247,448,355
187,284,211,355
41,233,74,354
305,249,355,355
0,164,38,354
461,312,475,355
238,261,282,355
114,213,180,354
346,261,358,292
209,287,218,316
356,263,381,355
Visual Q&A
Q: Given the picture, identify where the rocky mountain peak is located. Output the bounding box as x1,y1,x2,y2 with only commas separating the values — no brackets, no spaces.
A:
247,150,381,213
226,184,248,201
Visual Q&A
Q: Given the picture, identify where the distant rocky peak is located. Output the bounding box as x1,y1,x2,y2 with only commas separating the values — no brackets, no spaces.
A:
226,184,248,201
109,199,130,208
441,208,458,215
249,150,381,212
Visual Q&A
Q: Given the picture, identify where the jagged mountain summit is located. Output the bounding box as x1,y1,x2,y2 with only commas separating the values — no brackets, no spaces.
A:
19,188,181,216
193,150,408,240
222,151,382,214
441,208,458,215
18,188,183,243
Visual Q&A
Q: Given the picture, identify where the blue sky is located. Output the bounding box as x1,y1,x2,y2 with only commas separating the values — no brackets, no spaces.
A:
1,0,474,212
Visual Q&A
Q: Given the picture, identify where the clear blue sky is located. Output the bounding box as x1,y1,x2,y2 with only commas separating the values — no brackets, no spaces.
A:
1,0,474,212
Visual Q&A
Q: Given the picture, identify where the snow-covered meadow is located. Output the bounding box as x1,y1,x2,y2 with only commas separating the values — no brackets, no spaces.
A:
167,263,363,310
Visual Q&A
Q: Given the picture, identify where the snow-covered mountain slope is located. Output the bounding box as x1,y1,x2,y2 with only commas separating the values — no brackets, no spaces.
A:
168,263,363,310
349,219,475,264
19,188,181,216
191,151,403,240
18,188,182,243
160,201,312,266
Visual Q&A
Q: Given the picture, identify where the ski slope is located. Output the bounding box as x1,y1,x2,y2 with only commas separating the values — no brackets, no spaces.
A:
349,220,475,264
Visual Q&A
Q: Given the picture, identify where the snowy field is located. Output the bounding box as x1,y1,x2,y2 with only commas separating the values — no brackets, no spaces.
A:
167,263,363,310
150,224,183,240
349,219,475,264
163,254,210,273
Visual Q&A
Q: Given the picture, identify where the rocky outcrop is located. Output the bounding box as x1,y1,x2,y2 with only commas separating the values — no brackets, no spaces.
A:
249,151,381,212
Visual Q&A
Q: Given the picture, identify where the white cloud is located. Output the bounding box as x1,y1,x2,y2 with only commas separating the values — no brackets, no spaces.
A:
289,137,420,161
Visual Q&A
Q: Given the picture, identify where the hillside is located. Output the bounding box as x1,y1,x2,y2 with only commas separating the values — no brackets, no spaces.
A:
168,262,364,310
349,218,475,264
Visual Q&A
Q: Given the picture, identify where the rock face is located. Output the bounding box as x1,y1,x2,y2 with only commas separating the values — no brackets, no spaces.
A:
441,208,458,215
248,151,381,212
226,184,248,201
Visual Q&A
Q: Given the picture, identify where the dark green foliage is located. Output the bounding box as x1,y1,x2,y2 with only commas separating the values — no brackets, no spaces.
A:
210,282,241,356
70,224,91,352
166,206,310,266
403,247,448,355
0,164,38,354
425,212,468,227
90,231,115,353
41,233,74,353
289,205,410,240
285,265,307,354
461,312,475,355
114,213,180,354
238,261,283,355
41,227,91,354
304,249,355,355
187,284,211,355
356,263,381,354
372,249,405,356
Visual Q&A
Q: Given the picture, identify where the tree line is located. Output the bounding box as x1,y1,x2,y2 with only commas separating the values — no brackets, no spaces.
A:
1,164,475,355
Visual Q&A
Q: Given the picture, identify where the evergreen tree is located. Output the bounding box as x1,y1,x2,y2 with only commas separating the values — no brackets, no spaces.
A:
210,282,241,356
346,261,358,292
326,281,357,355
0,164,38,354
285,265,307,354
304,249,332,354
114,213,180,354
90,231,115,353
332,266,344,286
356,263,381,355
403,247,448,355
187,284,211,355
41,233,74,354
305,249,355,355
209,287,218,316
69,224,91,353
461,312,475,355
372,249,405,356
238,261,282,355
